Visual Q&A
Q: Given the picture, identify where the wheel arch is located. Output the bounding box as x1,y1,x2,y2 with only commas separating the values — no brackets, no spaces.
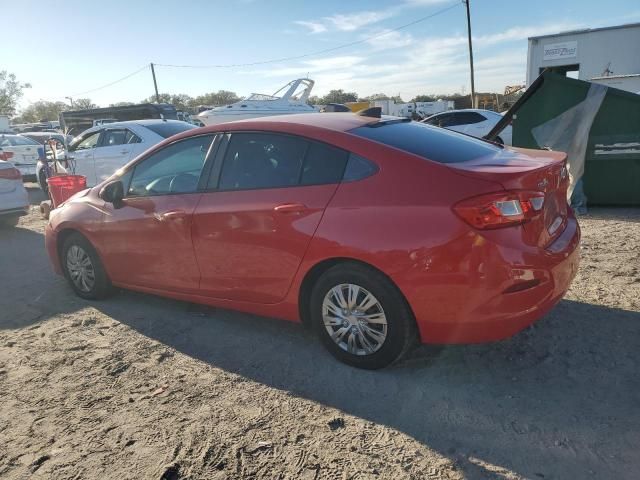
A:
297,256,416,328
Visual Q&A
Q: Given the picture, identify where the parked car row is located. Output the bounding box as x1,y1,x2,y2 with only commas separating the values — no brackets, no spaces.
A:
45,111,579,369
36,120,196,192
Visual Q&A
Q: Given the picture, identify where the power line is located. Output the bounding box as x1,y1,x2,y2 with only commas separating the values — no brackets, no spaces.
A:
155,1,462,69
68,64,150,97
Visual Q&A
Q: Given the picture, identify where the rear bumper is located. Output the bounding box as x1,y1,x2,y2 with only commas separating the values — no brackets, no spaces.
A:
396,216,580,344
0,206,29,218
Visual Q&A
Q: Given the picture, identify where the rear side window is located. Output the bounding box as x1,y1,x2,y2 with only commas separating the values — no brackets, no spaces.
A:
218,133,307,190
351,121,499,164
300,142,349,186
343,154,377,181
145,121,197,138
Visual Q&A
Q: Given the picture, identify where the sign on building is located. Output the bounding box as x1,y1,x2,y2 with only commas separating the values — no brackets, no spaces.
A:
543,41,578,60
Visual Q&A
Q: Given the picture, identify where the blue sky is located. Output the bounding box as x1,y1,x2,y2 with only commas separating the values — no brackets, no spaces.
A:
3,0,639,109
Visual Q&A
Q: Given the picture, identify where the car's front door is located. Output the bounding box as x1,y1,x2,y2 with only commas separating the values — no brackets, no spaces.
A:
68,130,101,185
98,134,216,293
192,132,349,303
94,128,141,183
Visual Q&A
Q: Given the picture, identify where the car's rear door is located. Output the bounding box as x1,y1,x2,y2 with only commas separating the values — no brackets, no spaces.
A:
98,134,216,293
192,132,348,303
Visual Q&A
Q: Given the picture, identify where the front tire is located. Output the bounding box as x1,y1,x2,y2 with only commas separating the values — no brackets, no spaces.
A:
61,233,113,299
310,262,416,369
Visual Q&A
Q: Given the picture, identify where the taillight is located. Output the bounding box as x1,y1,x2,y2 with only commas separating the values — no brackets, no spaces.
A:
453,190,546,230
0,150,14,161
0,167,22,180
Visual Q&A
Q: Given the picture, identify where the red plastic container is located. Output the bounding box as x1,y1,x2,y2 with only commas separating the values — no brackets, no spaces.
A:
47,175,87,208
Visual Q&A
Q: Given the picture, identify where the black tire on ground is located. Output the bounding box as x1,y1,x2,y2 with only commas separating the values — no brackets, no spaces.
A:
0,216,20,228
61,232,113,300
310,262,417,369
39,170,49,194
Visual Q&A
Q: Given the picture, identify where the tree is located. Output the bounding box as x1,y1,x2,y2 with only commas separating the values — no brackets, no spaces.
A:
13,101,69,123
361,93,391,101
72,98,97,110
142,93,194,112
307,95,322,106
411,94,437,102
0,71,31,117
109,101,136,107
190,90,240,108
319,89,358,105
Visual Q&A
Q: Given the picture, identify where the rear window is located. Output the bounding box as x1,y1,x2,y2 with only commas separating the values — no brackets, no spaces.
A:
350,121,500,164
0,135,40,147
144,121,196,138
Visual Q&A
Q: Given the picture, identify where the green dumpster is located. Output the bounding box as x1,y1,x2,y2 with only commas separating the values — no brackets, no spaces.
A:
488,71,640,206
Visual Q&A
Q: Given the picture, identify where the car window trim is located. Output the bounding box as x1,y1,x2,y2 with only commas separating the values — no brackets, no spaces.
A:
121,132,218,199
204,130,352,193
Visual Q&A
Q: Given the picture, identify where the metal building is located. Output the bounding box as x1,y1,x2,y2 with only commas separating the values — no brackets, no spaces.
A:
527,23,640,93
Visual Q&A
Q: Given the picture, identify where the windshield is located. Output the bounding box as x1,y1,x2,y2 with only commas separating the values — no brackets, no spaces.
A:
350,120,500,164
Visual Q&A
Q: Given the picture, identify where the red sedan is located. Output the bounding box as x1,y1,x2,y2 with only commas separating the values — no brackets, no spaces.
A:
45,112,580,369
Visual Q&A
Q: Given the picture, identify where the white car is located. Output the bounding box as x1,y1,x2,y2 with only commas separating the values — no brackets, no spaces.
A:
422,109,512,145
0,160,29,227
37,119,196,190
0,133,43,181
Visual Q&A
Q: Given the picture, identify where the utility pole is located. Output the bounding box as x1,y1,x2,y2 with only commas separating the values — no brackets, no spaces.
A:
150,63,160,103
463,0,476,109
65,96,74,108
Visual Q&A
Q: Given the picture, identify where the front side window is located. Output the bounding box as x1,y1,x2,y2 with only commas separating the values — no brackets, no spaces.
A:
128,135,214,196
218,133,308,190
74,132,101,151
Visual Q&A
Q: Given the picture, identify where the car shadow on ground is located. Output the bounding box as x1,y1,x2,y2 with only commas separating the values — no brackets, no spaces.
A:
25,183,46,206
92,290,640,479
2,222,638,478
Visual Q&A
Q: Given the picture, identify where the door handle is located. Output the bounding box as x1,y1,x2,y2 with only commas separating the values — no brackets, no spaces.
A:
158,210,187,221
274,203,307,214
120,150,129,155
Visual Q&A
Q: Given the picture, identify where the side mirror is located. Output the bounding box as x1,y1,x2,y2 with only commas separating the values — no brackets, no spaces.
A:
99,180,124,208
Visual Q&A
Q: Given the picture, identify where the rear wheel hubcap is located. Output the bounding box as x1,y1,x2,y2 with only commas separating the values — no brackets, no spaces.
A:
66,245,95,292
322,283,388,356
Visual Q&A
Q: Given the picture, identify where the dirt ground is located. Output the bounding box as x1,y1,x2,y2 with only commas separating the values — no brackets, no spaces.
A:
1,185,639,480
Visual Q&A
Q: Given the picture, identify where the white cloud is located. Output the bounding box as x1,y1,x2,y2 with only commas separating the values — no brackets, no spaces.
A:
244,22,583,100
294,20,327,34
475,22,582,45
324,10,395,32
365,30,415,50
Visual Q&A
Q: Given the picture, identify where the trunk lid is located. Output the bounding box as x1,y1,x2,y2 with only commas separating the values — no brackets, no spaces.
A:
450,146,569,247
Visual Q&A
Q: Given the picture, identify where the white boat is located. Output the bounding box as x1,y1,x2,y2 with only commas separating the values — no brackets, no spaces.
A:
198,78,317,126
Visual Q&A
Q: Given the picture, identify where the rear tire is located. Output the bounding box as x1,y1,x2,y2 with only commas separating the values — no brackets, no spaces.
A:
61,233,113,300
39,170,49,195
310,262,416,369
